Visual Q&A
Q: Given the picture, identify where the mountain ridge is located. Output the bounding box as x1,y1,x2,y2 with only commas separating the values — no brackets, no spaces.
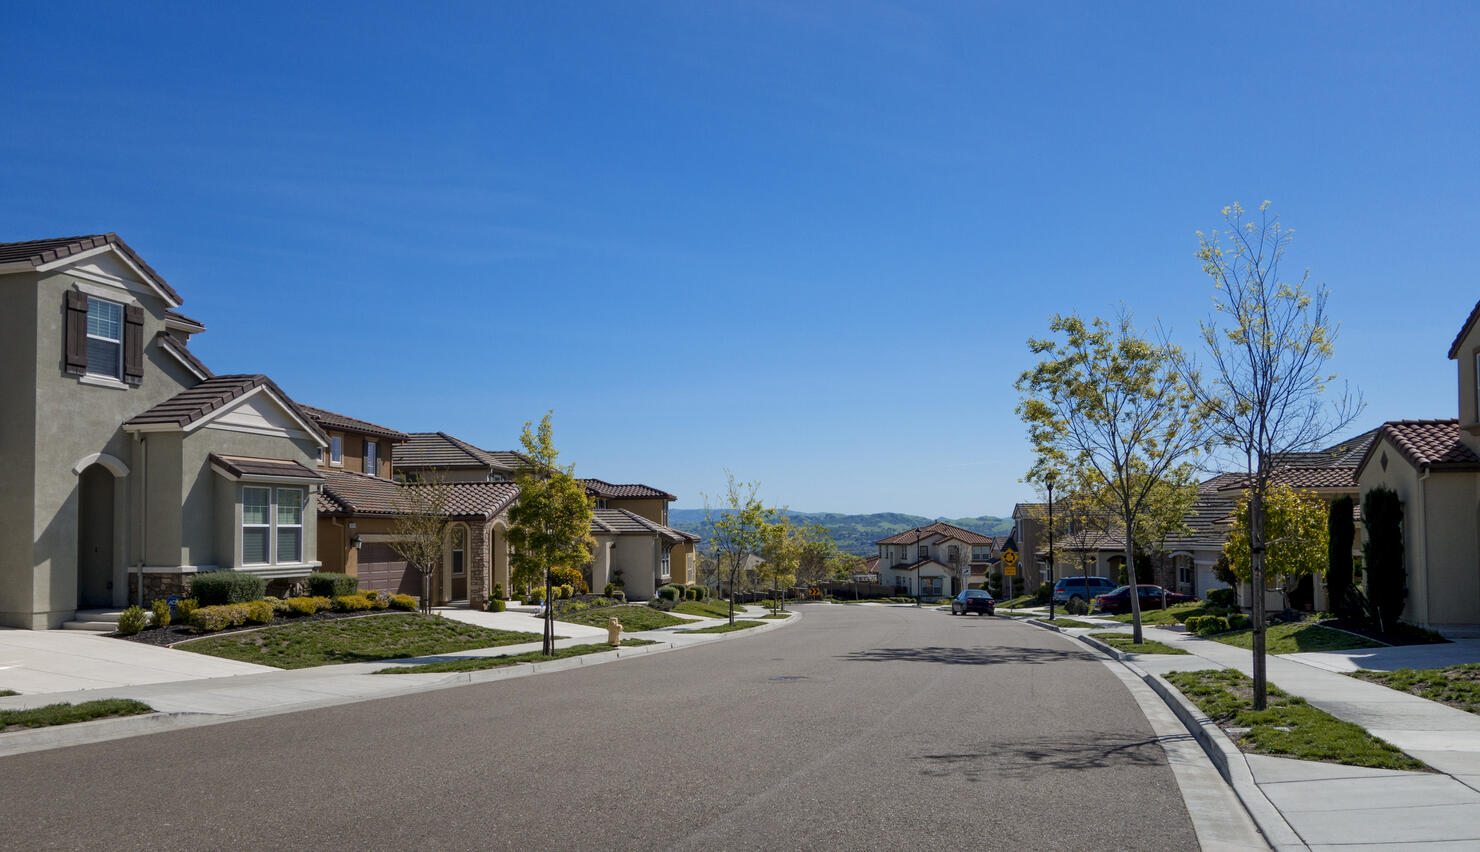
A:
668,509,1015,556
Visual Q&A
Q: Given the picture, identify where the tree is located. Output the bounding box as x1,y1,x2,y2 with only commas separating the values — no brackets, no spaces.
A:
1017,309,1208,643
507,412,595,655
1046,470,1119,614
1363,487,1406,633
1327,495,1356,619
388,474,453,614
793,522,843,588
704,471,775,625
758,515,800,614
1178,201,1363,708
1224,484,1329,609
1128,464,1198,581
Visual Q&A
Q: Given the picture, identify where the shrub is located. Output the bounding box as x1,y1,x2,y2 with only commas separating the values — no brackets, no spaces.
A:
191,571,267,605
241,600,274,624
333,594,375,612
389,594,417,611
603,582,618,596
1034,582,1053,605
1206,588,1238,609
694,585,710,601
1192,615,1230,636
286,596,329,616
527,587,545,605
1065,597,1089,615
150,598,171,628
307,572,359,598
561,584,575,599
486,597,506,613
611,590,626,603
117,606,148,636
364,589,380,601
1327,495,1356,617
1364,487,1407,633
492,583,505,600
1183,615,1202,633
176,597,199,624
656,584,683,603
263,596,289,615
189,604,250,632
548,565,589,594
1227,613,1251,630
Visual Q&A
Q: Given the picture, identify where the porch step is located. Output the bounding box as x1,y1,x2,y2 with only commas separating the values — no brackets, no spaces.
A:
62,620,117,632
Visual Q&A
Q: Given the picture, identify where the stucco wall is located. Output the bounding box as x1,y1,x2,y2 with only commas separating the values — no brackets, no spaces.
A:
1418,472,1480,626
610,497,667,524
0,274,39,626
611,535,659,600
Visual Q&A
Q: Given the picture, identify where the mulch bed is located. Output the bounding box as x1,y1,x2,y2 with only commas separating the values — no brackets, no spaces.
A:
1318,617,1449,647
114,609,405,647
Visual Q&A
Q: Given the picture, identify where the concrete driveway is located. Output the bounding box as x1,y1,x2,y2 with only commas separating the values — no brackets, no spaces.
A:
0,627,274,694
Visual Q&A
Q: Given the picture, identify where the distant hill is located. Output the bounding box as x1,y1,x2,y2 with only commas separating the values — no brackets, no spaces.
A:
668,509,1014,556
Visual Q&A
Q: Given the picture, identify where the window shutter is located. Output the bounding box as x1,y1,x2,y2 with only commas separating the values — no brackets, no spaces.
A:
123,304,144,386
64,291,88,375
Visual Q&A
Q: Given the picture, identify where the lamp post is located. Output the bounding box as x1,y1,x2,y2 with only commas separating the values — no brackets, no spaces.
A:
1046,472,1056,622
914,528,922,607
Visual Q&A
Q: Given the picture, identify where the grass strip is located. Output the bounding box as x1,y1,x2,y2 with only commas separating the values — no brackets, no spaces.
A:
374,639,656,674
177,613,542,669
1352,664,1480,716
1034,618,1097,629
673,600,747,619
760,613,792,620
1165,668,1426,770
558,605,692,631
0,698,153,732
1107,602,1208,625
1090,632,1190,655
677,620,764,634
1212,622,1382,654
0,689,17,697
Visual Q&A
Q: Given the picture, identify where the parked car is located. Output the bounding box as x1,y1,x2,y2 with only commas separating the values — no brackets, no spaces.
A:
1092,584,1197,614
1052,576,1119,606
951,589,996,616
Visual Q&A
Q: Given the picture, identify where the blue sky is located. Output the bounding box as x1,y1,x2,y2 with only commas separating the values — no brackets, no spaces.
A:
4,2,1476,517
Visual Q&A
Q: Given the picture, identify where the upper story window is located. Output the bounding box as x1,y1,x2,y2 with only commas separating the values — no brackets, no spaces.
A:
365,440,378,477
971,545,990,561
85,297,124,379
660,546,671,577
330,435,343,466
918,545,929,561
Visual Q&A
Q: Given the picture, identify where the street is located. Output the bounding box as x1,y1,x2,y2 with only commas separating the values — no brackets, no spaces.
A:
0,606,1197,851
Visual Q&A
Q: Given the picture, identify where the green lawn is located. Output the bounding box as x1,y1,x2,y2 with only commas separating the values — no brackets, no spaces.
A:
1212,622,1383,655
1108,601,1209,625
1035,618,1096,629
559,605,693,631
1,698,152,732
760,613,792,620
1352,664,1480,716
673,599,745,619
677,620,764,634
1090,632,1190,655
375,639,656,674
999,595,1040,609
1165,669,1426,770
0,689,17,697
177,613,542,669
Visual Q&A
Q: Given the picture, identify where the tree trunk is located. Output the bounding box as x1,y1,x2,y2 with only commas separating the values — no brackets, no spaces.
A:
1250,487,1268,710
1124,503,1144,644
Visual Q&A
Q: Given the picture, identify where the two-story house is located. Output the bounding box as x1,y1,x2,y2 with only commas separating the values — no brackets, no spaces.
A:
0,234,327,628
581,479,699,589
875,522,995,599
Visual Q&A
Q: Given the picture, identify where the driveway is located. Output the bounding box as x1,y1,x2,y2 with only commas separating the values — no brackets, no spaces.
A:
0,627,273,694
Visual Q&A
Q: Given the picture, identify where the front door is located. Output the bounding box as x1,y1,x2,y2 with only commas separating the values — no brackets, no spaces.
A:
77,465,114,608
449,527,467,601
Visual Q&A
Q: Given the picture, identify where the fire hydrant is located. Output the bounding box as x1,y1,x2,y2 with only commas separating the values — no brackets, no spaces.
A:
607,616,623,647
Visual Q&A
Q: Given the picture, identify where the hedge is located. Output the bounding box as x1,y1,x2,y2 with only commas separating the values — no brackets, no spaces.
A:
307,572,360,598
656,584,683,603
191,571,267,605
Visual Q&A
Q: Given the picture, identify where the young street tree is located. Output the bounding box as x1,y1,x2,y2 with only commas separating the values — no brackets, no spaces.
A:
389,473,453,614
704,471,775,625
1017,310,1208,643
1224,483,1329,610
507,412,595,655
1177,201,1362,708
758,514,800,614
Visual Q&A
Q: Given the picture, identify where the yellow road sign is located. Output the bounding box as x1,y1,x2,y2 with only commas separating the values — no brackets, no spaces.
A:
1004,565,1017,577
1001,548,1018,567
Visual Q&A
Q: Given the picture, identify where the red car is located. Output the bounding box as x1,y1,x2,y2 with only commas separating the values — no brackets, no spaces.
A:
1092,584,1197,614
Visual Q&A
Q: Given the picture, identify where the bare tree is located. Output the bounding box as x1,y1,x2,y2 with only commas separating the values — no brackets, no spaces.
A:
389,473,453,615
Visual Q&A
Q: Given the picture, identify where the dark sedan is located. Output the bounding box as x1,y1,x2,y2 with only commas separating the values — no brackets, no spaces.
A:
1092,584,1197,614
951,590,996,616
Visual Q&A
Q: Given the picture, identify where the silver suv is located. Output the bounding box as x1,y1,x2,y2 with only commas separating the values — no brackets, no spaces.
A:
1052,576,1118,605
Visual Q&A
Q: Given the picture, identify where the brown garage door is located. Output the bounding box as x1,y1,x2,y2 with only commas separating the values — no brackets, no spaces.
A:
357,543,421,597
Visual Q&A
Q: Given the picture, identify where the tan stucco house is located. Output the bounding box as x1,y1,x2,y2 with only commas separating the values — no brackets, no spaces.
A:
876,521,996,598
0,234,328,628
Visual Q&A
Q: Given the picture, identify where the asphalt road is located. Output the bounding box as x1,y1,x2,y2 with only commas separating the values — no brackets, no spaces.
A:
0,606,1197,851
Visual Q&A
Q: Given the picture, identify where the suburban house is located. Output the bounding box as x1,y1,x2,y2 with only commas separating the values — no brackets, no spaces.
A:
876,522,995,598
1353,300,1480,631
582,479,698,587
0,234,328,628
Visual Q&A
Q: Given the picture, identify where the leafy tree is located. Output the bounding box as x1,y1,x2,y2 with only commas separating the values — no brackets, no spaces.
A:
1224,484,1329,609
704,471,776,624
1177,201,1363,708
1128,464,1198,578
507,412,595,655
1363,487,1406,633
1327,495,1356,619
758,515,800,614
388,472,452,614
1017,309,1208,643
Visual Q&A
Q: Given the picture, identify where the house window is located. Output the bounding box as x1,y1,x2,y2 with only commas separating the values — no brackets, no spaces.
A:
918,545,928,561
660,546,671,578
1176,555,1193,587
595,498,607,509
972,545,990,561
276,488,303,563
242,487,272,565
330,435,343,466
85,297,123,379
450,527,466,577
364,441,378,477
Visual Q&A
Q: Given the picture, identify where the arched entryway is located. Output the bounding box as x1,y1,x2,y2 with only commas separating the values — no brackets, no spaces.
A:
76,464,116,608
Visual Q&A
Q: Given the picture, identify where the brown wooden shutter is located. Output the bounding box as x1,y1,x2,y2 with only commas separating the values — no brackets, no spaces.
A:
64,291,88,375
123,304,145,386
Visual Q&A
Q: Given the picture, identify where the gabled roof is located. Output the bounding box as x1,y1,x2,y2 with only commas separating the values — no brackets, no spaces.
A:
876,521,993,547
155,331,213,380
1215,429,1380,494
1358,419,1480,473
883,558,956,575
590,508,688,543
1159,473,1243,551
122,374,329,446
210,453,322,482
1012,503,1046,520
394,432,524,471
581,478,677,501
0,233,182,306
862,555,880,574
298,404,409,442
317,468,518,520
1448,300,1480,359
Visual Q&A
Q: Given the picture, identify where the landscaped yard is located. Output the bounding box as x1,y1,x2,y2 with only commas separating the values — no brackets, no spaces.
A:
375,639,656,674
1108,601,1208,625
1090,631,1189,655
760,613,791,620
1165,668,1426,770
1352,664,1480,716
1,699,153,732
677,620,764,634
177,613,542,669
1212,622,1382,655
559,605,693,631
673,599,745,619
1035,618,1096,629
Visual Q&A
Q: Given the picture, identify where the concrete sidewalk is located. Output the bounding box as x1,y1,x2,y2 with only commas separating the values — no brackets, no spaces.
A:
1089,621,1480,849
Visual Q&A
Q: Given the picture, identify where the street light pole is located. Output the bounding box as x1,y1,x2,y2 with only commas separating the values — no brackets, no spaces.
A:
914,528,922,607
1047,473,1056,622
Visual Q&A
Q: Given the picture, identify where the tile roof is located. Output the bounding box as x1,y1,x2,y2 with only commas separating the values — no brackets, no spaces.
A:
590,508,687,543
1360,419,1480,472
876,521,994,546
210,453,322,482
123,374,329,444
298,404,409,442
1215,429,1380,493
155,331,213,379
394,432,524,471
883,558,957,575
862,555,880,574
1448,300,1480,359
1159,473,1243,551
581,478,677,501
318,468,518,519
0,233,181,305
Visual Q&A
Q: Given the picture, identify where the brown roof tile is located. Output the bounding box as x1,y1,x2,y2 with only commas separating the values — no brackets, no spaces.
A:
0,233,181,305
123,374,329,444
394,432,525,471
877,521,994,547
590,508,687,542
1448,300,1480,359
298,404,409,442
582,478,677,501
1362,419,1480,471
209,453,322,482
318,468,518,519
154,331,213,379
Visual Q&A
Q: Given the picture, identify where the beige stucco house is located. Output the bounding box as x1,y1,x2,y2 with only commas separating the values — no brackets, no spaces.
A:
0,234,328,628
876,521,996,598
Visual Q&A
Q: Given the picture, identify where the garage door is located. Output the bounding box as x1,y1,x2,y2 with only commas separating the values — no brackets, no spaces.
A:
357,543,421,597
